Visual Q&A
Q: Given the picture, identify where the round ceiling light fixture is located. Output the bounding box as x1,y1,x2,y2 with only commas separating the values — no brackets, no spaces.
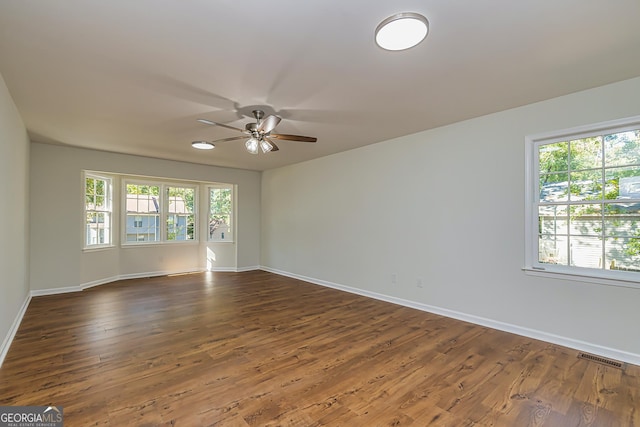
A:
192,140,214,150
375,12,429,51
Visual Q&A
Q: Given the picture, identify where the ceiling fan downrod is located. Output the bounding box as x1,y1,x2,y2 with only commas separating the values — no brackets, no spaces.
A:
252,109,265,123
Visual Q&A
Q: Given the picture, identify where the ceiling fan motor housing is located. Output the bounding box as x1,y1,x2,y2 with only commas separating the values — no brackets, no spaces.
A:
252,109,265,121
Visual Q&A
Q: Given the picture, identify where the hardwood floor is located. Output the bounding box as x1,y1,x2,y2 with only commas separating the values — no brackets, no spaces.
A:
0,271,638,426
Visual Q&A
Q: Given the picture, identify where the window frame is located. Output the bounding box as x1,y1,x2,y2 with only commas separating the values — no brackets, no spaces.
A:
208,184,234,243
524,115,640,289
122,179,198,246
83,171,113,250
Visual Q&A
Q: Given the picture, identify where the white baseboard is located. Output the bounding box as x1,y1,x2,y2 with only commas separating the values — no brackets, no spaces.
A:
236,265,261,273
208,265,260,272
29,267,262,297
118,269,202,282
209,267,239,272
30,270,201,296
0,293,31,368
30,285,81,297
261,266,640,367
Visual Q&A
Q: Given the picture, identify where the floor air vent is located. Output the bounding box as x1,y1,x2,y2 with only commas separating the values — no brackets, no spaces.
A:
577,352,625,370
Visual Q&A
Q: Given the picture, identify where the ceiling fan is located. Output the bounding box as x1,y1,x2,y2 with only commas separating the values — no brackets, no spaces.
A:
196,109,317,154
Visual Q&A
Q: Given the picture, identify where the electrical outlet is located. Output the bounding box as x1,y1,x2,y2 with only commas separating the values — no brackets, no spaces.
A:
391,273,397,284
416,277,423,288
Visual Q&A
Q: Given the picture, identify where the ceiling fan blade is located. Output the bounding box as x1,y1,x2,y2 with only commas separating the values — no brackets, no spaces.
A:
264,137,279,152
258,115,281,133
197,118,246,133
269,133,317,143
212,136,247,143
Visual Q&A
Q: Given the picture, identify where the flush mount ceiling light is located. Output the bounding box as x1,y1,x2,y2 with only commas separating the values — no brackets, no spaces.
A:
192,141,214,150
375,12,429,51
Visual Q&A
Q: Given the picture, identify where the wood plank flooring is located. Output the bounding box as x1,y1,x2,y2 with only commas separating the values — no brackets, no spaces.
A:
0,271,638,426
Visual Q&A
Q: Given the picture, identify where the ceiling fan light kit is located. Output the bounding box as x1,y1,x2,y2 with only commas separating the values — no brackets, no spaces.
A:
196,109,317,154
245,138,259,154
259,139,274,153
375,12,429,51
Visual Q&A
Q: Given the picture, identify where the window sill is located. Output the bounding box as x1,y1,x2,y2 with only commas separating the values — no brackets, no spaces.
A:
522,267,640,290
121,241,200,248
83,245,116,252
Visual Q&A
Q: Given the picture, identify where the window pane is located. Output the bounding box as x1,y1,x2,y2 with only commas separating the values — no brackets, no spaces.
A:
570,136,602,171
85,177,96,209
569,204,602,237
604,203,640,237
95,195,105,210
539,234,568,265
86,177,108,210
604,130,640,168
86,212,110,245
86,212,97,246
570,236,602,268
538,142,568,173
568,204,602,268
619,175,640,201
538,205,568,235
126,214,159,242
604,167,640,201
606,237,640,272
539,174,569,202
569,171,602,201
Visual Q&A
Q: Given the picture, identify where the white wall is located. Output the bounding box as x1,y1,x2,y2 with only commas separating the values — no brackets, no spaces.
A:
262,76,640,362
0,74,30,360
30,143,261,291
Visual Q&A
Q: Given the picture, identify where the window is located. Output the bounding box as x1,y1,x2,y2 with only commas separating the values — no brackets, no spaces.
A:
166,186,195,241
209,185,233,241
124,180,198,244
82,172,230,247
84,173,112,248
125,183,160,242
526,116,640,285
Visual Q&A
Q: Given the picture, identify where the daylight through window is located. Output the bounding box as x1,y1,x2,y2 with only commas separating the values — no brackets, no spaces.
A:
83,171,232,248
124,181,198,244
209,186,233,242
166,186,196,241
125,183,161,242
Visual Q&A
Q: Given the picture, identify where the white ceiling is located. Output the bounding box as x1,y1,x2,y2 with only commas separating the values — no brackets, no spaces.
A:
1,1,640,171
